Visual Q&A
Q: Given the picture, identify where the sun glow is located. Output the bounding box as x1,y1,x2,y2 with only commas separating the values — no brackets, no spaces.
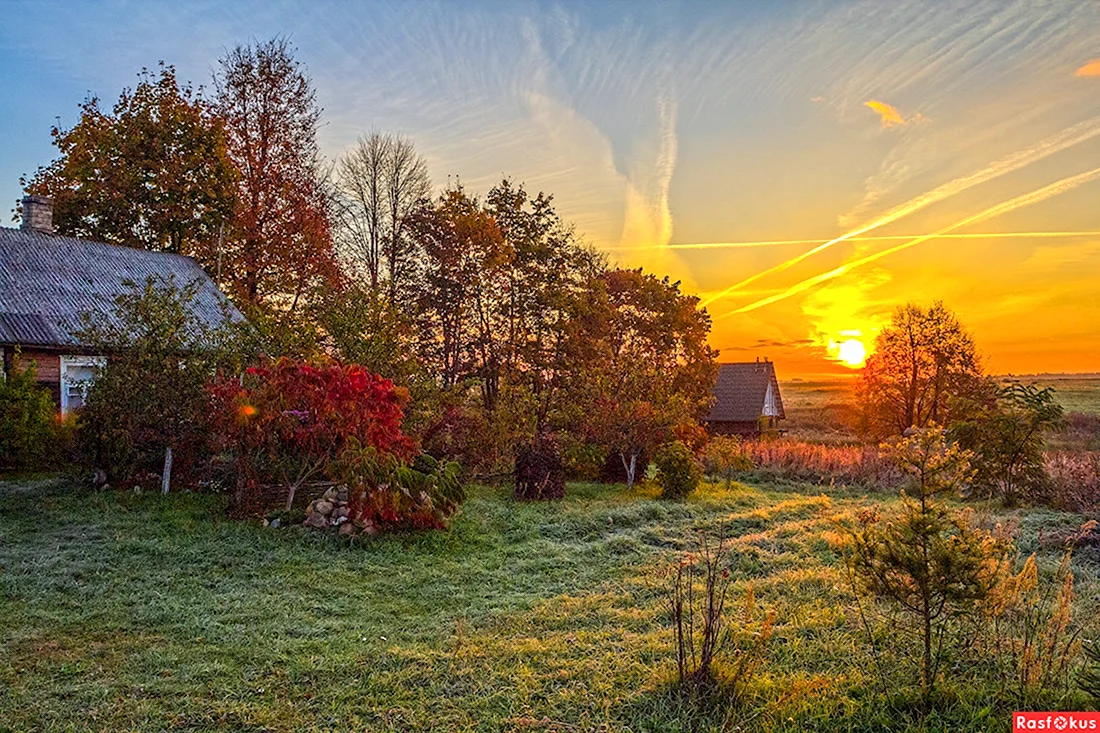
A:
834,338,867,368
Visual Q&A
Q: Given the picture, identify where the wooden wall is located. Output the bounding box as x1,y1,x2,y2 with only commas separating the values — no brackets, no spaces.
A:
2,346,62,407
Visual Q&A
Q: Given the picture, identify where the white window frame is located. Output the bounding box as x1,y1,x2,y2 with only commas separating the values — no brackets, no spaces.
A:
60,355,105,415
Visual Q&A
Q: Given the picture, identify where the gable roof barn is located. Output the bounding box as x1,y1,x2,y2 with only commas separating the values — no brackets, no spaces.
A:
0,216,240,350
704,359,785,433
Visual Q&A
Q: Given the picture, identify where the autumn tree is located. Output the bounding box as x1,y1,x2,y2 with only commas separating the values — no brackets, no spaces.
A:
214,38,338,313
484,179,605,430
857,301,983,438
582,268,718,489
408,186,509,402
23,63,236,258
335,132,430,301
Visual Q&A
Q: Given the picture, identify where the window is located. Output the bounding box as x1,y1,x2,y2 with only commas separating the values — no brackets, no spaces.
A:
60,356,105,415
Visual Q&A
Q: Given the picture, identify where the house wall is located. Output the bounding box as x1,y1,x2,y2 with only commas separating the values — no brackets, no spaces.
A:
2,346,63,408
705,420,764,437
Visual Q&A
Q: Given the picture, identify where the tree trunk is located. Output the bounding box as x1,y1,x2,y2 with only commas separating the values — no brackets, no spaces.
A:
161,446,173,495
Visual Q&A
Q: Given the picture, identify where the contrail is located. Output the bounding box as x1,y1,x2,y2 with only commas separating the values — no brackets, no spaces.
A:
605,231,1100,252
723,166,1100,316
699,115,1100,307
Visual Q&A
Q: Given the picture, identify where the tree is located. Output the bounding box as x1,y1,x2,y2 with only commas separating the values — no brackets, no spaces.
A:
75,276,236,490
846,428,1007,697
857,301,983,438
408,186,509,401
214,38,338,312
952,381,1064,505
582,268,718,489
23,64,236,258
335,132,430,302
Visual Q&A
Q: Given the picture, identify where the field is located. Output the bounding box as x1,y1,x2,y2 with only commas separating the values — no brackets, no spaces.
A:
779,375,1100,442
2,476,1097,732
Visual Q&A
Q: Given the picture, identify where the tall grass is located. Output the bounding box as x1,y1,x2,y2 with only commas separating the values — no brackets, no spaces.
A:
737,439,901,488
1043,451,1100,512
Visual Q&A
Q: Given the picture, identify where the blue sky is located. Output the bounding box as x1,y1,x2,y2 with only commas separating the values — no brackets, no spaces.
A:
3,0,1099,374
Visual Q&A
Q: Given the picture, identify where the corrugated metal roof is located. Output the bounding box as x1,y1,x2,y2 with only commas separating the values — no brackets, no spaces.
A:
705,361,786,422
0,226,241,348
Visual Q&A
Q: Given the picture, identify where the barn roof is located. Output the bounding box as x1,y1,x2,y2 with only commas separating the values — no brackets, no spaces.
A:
705,360,785,422
0,226,240,349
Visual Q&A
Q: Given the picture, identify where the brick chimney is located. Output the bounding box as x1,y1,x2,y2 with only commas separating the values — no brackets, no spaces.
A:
21,195,54,233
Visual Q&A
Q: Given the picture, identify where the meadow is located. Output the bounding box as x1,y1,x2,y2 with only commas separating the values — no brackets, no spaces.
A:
2,475,1096,732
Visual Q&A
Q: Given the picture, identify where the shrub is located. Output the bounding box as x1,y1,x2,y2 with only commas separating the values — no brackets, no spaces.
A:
1042,451,1100,512
844,427,1008,698
952,382,1064,505
655,440,702,499
702,435,752,488
337,443,464,531
514,434,565,501
661,533,774,700
0,359,56,471
210,358,416,513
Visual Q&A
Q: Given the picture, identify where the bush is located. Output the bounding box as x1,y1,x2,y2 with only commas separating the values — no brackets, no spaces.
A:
952,382,1064,505
661,533,774,700
337,444,464,531
514,434,565,501
75,276,237,490
0,359,57,471
210,358,416,514
702,435,752,488
655,440,702,499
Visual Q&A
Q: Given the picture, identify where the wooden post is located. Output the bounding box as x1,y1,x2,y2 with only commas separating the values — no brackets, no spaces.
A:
161,446,173,494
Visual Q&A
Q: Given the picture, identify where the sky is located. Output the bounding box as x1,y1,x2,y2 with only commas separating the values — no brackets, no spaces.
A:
2,0,1099,378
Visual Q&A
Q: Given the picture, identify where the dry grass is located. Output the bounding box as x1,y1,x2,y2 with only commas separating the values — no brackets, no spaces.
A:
737,439,901,488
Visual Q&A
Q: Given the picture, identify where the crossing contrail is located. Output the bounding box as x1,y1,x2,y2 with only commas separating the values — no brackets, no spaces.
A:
699,115,1100,308
605,231,1100,252
723,166,1100,316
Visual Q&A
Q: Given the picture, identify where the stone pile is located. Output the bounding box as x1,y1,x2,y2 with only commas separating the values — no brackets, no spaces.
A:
303,486,377,536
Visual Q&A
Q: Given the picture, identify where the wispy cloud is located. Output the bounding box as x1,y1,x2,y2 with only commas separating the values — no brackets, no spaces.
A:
700,113,1100,308
728,165,1100,315
864,99,906,127
1076,59,1100,77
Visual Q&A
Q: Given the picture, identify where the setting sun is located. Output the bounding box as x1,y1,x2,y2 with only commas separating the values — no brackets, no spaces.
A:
836,338,867,368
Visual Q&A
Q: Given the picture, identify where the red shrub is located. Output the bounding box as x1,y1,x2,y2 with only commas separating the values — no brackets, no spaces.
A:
210,358,416,513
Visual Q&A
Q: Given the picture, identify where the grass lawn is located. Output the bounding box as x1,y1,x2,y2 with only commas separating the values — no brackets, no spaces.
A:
1,476,1097,732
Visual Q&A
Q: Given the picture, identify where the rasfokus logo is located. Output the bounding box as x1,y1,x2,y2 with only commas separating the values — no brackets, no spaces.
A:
1015,712,1100,731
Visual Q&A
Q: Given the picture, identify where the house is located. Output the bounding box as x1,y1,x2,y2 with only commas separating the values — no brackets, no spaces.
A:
0,195,240,414
703,359,785,436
